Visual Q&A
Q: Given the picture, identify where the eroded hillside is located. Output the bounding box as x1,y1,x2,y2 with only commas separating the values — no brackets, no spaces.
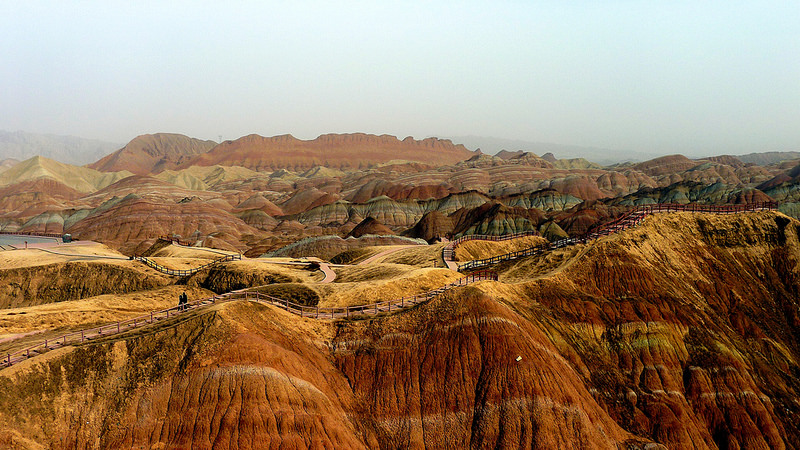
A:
2,132,798,256
0,211,798,448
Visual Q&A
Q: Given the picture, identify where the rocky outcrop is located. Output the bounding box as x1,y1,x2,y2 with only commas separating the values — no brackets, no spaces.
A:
450,202,546,237
632,155,702,177
185,262,297,293
0,261,170,308
347,217,394,238
403,211,455,243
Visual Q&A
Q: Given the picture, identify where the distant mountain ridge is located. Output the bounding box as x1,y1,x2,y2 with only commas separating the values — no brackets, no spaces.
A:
735,151,800,166
0,155,132,192
88,133,218,175
448,135,660,165
180,133,476,171
0,130,121,165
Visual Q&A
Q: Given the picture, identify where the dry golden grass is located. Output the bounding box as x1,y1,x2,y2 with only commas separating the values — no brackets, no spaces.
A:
142,256,321,282
332,263,409,283
316,267,462,308
0,243,128,269
224,259,321,284
330,247,386,264
454,236,549,262
218,300,336,344
499,245,588,283
378,243,445,267
0,285,214,338
148,257,212,271
151,244,239,259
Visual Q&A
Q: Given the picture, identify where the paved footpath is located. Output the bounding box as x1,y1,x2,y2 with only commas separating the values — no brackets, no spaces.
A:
318,262,336,283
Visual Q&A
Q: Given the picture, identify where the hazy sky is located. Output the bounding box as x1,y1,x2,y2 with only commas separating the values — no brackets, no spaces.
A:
2,1,798,157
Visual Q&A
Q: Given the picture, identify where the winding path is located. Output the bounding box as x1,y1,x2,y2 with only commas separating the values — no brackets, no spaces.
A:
1,270,497,369
1,201,779,370
318,262,336,283
134,236,243,276
133,254,242,277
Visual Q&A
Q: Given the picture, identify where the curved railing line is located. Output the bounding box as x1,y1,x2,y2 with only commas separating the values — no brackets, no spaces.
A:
132,253,241,277
441,230,540,264
157,235,194,247
0,231,64,239
446,202,778,272
0,270,497,369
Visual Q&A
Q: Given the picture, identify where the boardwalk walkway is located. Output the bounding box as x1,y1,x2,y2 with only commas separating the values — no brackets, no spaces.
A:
1,202,778,370
443,202,778,272
1,270,497,369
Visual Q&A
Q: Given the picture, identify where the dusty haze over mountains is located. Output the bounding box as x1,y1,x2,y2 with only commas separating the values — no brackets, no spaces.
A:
3,3,800,449
2,3,798,158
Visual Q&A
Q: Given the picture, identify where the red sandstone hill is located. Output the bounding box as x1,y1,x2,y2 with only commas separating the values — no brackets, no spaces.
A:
89,133,217,175
0,178,83,202
347,217,394,238
632,154,701,177
179,133,477,171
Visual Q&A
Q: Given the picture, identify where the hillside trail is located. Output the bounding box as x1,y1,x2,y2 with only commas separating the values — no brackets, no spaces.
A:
1,270,498,369
168,242,237,256
31,247,130,261
447,202,777,272
318,263,336,283
0,202,778,371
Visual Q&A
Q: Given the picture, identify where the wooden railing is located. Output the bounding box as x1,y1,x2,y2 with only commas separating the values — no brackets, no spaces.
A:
1,270,497,369
441,230,540,262
0,231,64,239
132,253,241,277
157,235,194,247
451,201,778,272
